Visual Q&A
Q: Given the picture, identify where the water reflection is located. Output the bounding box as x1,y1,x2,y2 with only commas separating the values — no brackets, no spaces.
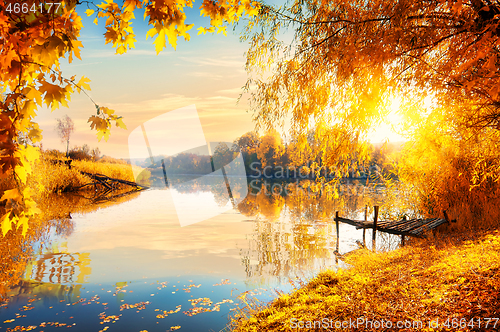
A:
0,189,141,299
27,251,91,284
1,178,397,331
234,179,385,283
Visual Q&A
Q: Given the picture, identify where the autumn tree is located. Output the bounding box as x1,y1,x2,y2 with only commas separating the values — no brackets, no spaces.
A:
256,129,285,168
243,0,500,227
0,0,260,236
56,115,75,158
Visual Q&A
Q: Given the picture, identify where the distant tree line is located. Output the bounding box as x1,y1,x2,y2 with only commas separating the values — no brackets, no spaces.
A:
143,130,400,179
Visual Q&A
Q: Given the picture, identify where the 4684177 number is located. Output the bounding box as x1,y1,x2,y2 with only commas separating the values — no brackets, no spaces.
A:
5,2,62,14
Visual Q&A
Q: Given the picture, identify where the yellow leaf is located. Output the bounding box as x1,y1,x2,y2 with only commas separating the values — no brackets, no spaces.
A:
116,45,127,54
39,81,66,111
94,17,99,25
217,26,227,36
165,26,178,50
115,118,127,130
97,129,111,142
85,9,94,16
101,107,115,116
21,145,40,164
16,214,28,230
1,212,12,237
21,100,37,118
77,76,91,91
70,39,83,61
0,188,20,202
146,27,157,40
28,125,43,143
197,27,206,35
153,28,167,54
15,165,27,184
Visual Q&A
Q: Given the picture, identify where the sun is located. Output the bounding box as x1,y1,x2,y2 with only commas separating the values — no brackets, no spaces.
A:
367,95,406,144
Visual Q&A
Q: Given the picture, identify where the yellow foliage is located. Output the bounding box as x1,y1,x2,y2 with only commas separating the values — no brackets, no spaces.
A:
256,129,284,167
232,230,500,331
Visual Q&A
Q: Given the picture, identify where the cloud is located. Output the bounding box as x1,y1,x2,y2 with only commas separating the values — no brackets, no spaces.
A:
188,72,224,79
217,87,246,95
84,49,172,58
179,56,245,68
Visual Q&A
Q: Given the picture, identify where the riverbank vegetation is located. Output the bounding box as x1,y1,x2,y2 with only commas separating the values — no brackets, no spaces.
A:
136,130,400,181
232,230,500,331
1,146,149,201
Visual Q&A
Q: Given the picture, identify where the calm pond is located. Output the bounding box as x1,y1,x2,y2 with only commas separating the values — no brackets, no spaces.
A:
0,179,399,331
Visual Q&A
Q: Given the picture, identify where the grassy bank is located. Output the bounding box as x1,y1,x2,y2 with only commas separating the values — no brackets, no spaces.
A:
231,230,500,331
25,153,149,196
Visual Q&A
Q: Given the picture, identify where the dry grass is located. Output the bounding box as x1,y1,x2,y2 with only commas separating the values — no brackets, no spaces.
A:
27,156,92,195
72,159,135,182
231,230,500,331
24,153,148,198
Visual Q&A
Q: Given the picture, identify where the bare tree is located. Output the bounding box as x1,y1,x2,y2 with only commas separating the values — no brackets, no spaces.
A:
91,147,101,161
56,115,74,158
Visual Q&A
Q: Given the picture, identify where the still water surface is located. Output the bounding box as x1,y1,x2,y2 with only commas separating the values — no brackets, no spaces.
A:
0,180,398,331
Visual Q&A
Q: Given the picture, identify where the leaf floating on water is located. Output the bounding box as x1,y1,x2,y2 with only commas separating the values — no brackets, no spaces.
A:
182,284,201,293
119,301,149,311
3,319,15,323
169,326,181,331
213,279,231,286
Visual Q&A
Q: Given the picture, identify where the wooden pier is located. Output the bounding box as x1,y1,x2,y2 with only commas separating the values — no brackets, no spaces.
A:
334,206,456,251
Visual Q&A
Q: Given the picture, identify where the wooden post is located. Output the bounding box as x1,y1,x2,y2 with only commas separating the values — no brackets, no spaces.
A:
363,205,367,247
401,234,405,246
335,211,340,264
443,210,450,224
372,206,379,251
335,211,340,252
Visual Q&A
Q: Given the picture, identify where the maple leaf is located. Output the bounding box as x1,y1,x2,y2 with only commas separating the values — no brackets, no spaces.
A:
104,27,119,45
21,100,37,118
16,215,29,237
15,165,28,184
77,76,91,91
39,81,67,111
22,145,40,164
1,212,12,237
116,45,127,54
148,27,167,54
0,188,21,202
101,107,115,116
68,39,83,62
97,129,111,142
115,118,127,130
88,116,108,131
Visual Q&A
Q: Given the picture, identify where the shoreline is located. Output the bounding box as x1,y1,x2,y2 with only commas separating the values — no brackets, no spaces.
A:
230,229,500,331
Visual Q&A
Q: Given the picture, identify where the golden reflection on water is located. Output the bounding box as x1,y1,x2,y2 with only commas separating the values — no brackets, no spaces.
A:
235,179,383,282
0,189,141,299
1,179,388,298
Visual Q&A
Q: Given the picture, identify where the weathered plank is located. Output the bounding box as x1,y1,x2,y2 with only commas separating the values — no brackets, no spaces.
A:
335,209,450,239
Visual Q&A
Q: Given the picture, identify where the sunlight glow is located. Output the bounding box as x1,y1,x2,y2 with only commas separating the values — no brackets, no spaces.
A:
367,95,406,143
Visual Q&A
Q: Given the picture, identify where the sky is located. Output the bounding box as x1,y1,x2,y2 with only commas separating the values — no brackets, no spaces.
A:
35,1,404,159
